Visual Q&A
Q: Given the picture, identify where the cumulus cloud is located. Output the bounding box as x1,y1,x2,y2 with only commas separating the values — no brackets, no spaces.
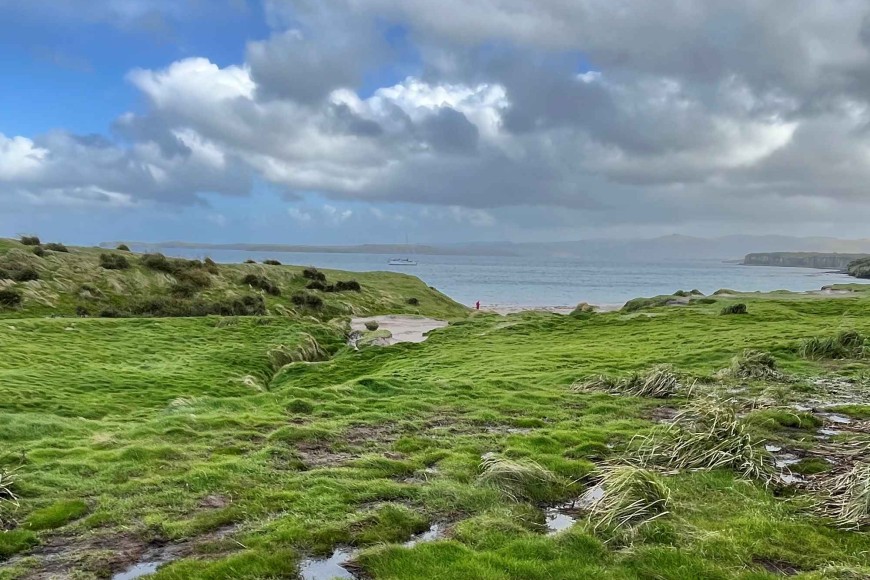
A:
4,0,870,233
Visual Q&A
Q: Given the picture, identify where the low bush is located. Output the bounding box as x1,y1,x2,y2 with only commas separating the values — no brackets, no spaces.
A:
720,303,747,315
32,246,46,257
306,280,328,292
44,243,68,253
263,259,282,266
244,259,257,264
12,268,38,282
75,305,90,317
0,289,21,308
291,292,323,310
99,253,130,270
302,268,326,282
19,236,40,246
798,330,866,360
141,253,173,272
116,244,131,251
335,280,361,292
406,297,420,306
242,274,281,296
101,295,267,318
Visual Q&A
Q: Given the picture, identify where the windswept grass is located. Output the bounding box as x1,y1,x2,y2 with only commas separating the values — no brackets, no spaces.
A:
726,349,782,380
634,398,773,483
798,330,866,360
477,454,571,502
588,465,671,540
267,333,329,370
817,462,870,529
573,365,684,398
720,303,748,315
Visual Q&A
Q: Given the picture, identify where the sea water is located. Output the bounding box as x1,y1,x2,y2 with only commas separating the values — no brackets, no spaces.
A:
158,250,864,308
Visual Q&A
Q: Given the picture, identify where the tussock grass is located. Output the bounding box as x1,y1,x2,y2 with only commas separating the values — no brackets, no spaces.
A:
99,253,130,270
720,303,747,315
726,349,782,380
817,462,870,530
19,236,40,246
798,330,866,360
0,289,22,308
634,398,773,483
573,365,684,398
588,465,671,539
477,454,569,502
0,464,19,527
268,333,329,370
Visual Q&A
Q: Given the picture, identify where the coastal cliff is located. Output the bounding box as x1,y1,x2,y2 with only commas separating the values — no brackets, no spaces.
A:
743,252,868,270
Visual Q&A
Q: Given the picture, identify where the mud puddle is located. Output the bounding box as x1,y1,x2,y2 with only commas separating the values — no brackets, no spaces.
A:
112,545,183,580
544,485,604,535
299,522,447,579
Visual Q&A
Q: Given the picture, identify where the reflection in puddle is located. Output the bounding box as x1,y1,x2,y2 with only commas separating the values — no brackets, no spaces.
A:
545,511,576,534
780,473,805,485
765,445,782,453
544,485,605,535
299,523,446,579
775,454,801,468
113,561,166,580
819,428,843,436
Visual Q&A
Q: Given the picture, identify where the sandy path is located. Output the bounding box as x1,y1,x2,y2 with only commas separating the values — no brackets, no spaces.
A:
351,315,448,345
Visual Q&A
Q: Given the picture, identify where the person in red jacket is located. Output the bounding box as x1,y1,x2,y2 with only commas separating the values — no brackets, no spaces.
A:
475,301,480,310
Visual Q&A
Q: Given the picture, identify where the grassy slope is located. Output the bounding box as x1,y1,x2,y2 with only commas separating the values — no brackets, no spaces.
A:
2,288,870,578
0,238,467,320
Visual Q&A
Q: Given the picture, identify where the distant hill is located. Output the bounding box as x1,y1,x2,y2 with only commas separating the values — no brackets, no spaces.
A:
742,252,869,270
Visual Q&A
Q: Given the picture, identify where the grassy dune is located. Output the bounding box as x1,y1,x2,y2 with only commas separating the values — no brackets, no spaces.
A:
2,252,870,578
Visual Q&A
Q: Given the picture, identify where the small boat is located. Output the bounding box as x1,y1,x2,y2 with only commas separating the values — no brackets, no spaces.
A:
389,258,417,266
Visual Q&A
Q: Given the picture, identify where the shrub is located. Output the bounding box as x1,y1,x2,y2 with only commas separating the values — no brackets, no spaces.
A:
335,280,361,292
32,246,46,257
12,268,38,282
291,293,323,310
799,330,866,360
203,257,220,274
302,268,326,282
306,280,328,292
720,303,747,315
727,349,781,380
44,243,68,253
574,365,683,399
99,253,130,270
242,274,281,296
263,259,282,266
406,297,420,306
622,296,671,312
0,289,22,308
174,267,212,291
75,305,90,317
672,290,689,297
19,236,40,246
244,259,257,264
116,244,131,252
365,320,380,332
141,253,173,272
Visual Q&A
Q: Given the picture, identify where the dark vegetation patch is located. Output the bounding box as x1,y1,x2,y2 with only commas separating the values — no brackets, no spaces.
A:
406,297,420,306
32,246,46,257
726,349,782,380
244,259,257,264
116,244,131,252
690,297,717,305
365,320,380,332
242,274,281,296
798,330,865,360
263,259,282,266
622,296,673,312
44,243,69,253
100,295,266,318
291,292,323,310
302,268,326,282
721,303,748,315
19,236,40,246
99,253,130,270
0,289,23,308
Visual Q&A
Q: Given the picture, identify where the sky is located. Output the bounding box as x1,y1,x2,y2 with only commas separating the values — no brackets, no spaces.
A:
2,1,870,245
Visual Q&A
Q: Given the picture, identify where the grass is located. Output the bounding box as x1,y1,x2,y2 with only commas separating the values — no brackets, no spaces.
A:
720,303,747,315
573,365,684,398
726,349,783,380
817,463,870,529
2,263,870,576
798,330,866,360
587,465,671,540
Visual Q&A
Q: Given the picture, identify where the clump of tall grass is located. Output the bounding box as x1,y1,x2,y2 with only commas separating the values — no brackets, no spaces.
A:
242,274,281,296
263,259,282,266
588,465,671,539
0,466,19,526
816,462,870,530
302,267,326,282
268,333,329,370
44,242,68,253
0,289,22,308
720,303,747,315
798,330,866,360
726,349,782,380
634,398,773,484
99,253,130,270
116,244,131,252
573,365,684,399
19,236,40,246
477,454,568,502
291,292,323,310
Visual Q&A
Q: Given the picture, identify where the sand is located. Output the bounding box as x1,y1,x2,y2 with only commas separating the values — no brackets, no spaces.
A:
351,315,448,345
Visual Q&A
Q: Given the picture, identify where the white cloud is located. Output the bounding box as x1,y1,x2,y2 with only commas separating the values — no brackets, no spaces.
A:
287,207,313,222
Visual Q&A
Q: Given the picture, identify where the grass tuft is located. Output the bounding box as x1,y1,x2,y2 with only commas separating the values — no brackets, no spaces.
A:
588,465,671,539
573,365,684,399
798,330,866,360
720,303,748,315
99,253,130,270
478,454,569,502
19,236,40,246
268,334,329,370
726,349,782,380
634,398,773,483
0,289,22,308
816,462,870,530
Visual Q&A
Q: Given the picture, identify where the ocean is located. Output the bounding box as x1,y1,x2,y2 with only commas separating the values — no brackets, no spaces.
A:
154,248,865,309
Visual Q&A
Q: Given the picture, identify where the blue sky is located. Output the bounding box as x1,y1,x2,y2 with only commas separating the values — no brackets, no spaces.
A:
3,1,870,245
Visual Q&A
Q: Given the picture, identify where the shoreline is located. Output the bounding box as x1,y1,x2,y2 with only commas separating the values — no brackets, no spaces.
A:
482,303,623,315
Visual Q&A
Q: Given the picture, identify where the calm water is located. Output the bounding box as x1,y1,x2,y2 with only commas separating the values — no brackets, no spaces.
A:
157,248,864,308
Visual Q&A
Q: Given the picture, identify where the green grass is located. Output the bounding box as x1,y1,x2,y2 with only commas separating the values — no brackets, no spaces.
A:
2,276,870,577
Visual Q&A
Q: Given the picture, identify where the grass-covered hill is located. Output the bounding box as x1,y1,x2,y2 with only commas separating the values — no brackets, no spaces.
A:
0,238,467,320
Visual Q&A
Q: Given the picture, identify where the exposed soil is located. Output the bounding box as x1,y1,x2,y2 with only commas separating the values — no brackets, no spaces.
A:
350,316,447,345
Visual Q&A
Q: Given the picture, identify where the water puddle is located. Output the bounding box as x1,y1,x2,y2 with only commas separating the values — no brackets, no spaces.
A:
298,523,445,579
113,561,166,580
818,428,843,436
818,413,852,424
299,549,356,580
780,473,805,485
544,485,604,535
765,445,782,453
774,453,801,468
